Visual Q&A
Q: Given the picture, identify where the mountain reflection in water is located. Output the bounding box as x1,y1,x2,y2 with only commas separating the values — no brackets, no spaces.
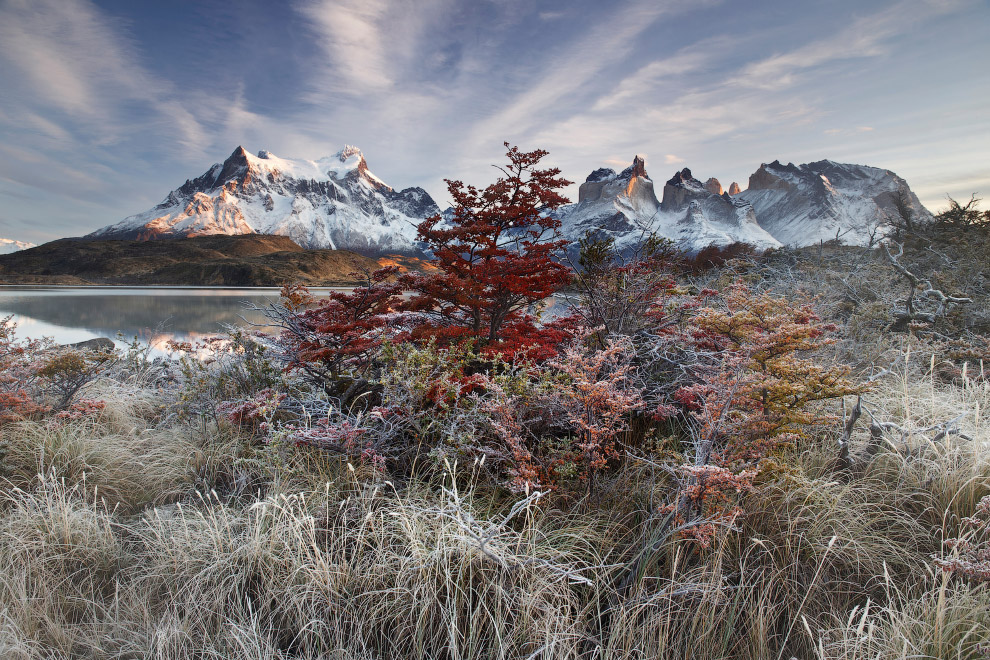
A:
0,286,576,355
0,287,332,352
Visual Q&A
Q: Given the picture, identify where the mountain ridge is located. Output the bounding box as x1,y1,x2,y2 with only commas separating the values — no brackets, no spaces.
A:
88,145,932,256
0,235,432,287
736,159,932,246
90,146,440,256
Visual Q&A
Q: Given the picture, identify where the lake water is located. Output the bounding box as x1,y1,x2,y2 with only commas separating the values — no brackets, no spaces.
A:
0,286,331,353
0,286,577,355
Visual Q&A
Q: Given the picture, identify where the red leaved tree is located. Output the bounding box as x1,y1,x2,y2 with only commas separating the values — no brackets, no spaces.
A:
270,268,402,403
400,143,573,359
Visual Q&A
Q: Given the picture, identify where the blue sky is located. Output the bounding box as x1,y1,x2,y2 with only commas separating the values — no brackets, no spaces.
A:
0,0,987,244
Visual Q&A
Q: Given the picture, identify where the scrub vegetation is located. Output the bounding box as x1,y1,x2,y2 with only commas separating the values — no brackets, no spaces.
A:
1,147,989,659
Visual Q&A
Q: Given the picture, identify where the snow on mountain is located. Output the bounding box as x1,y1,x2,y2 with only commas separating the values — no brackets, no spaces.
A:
557,157,781,253
92,146,932,258
0,238,35,254
736,159,932,247
90,146,440,256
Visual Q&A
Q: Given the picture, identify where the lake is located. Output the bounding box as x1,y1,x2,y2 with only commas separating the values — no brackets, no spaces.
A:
0,286,330,353
0,286,578,355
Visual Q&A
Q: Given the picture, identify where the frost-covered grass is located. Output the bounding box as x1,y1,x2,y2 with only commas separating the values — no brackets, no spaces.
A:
0,352,988,660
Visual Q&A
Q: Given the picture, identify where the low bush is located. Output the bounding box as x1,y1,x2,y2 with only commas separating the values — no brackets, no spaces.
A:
3,150,989,658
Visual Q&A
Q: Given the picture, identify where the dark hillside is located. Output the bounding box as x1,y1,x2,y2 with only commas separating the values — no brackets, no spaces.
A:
0,235,388,286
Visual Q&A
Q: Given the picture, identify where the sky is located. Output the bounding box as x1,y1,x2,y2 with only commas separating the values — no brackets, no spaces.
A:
0,0,988,245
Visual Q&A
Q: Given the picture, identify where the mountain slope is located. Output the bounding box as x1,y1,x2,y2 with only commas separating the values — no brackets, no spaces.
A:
90,147,440,256
0,235,388,286
557,157,781,253
736,159,933,246
88,147,933,258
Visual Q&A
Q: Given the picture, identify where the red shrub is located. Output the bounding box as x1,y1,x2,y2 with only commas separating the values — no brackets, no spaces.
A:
661,284,861,544
0,318,51,422
274,268,402,386
400,143,573,360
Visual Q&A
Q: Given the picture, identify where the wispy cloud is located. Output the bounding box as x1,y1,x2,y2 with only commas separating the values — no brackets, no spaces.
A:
296,0,395,93
0,0,986,243
0,0,207,150
296,0,462,98
590,36,736,112
825,126,876,136
468,0,717,149
520,0,978,194
733,0,964,91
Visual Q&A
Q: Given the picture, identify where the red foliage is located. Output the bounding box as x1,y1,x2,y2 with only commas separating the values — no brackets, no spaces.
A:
679,283,855,461
0,318,50,422
548,334,643,493
284,418,386,471
277,268,402,382
53,398,106,422
663,464,755,548
657,284,861,545
219,388,286,428
400,144,573,359
479,380,549,493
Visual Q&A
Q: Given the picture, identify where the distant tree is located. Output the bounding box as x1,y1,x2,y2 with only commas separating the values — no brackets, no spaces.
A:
683,242,757,272
935,195,990,231
401,143,573,359
889,188,919,236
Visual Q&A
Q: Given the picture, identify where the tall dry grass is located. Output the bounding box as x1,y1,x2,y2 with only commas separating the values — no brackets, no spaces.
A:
0,351,988,659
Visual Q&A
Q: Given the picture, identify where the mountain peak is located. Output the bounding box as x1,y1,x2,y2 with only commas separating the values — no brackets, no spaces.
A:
585,167,617,183
212,147,252,188
737,158,933,246
666,168,694,186
562,158,779,255
336,145,364,161
0,238,35,254
88,144,439,256
628,155,647,179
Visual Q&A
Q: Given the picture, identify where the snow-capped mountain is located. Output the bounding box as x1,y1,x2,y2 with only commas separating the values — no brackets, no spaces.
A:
91,146,440,256
91,146,932,258
735,160,932,247
557,157,781,253
0,238,35,254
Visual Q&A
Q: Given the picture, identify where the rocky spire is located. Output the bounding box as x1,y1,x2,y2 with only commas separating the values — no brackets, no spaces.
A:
728,182,742,195
213,146,252,190
704,177,723,195
630,155,647,179
666,168,693,186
